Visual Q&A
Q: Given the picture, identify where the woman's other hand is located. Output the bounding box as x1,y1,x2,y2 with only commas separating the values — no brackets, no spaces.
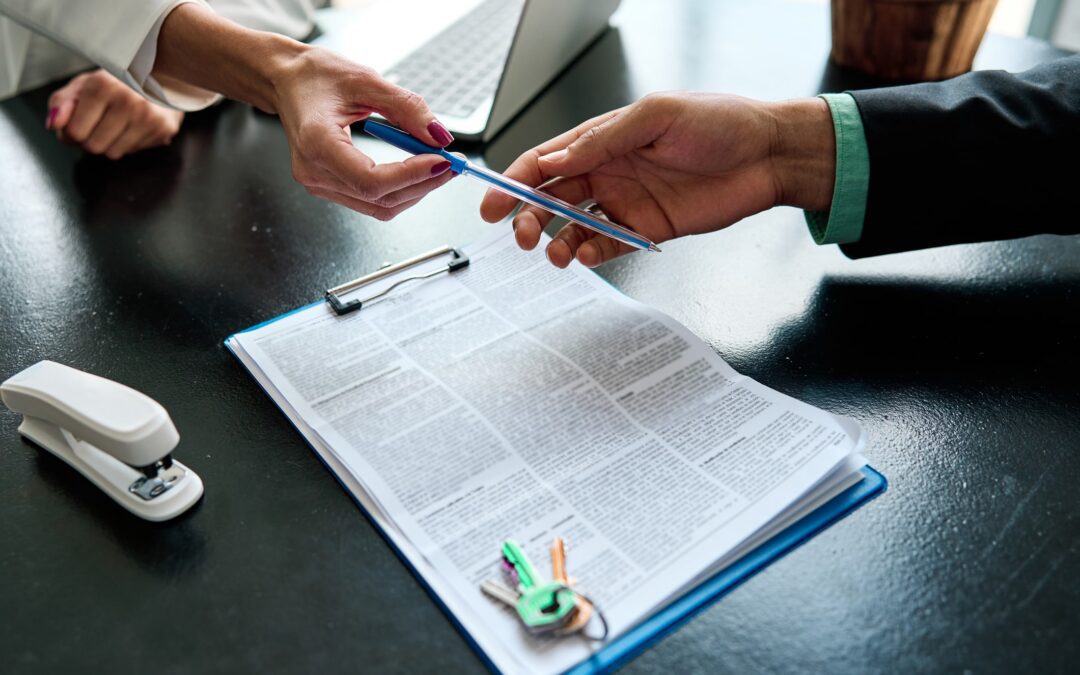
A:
47,69,184,160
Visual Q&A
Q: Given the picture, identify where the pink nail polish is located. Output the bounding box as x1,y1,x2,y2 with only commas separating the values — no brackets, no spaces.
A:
431,160,452,176
46,107,58,129
427,120,454,146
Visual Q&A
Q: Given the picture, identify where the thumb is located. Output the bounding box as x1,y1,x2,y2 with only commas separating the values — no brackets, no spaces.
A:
366,78,453,148
537,104,664,177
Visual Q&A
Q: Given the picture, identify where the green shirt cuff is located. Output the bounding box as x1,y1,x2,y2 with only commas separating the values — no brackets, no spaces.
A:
804,93,869,245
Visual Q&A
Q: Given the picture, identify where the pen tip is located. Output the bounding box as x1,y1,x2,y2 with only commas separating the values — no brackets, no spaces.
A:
649,244,662,253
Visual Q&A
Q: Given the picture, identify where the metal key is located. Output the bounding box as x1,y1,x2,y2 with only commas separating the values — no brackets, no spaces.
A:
551,537,594,635
480,579,521,608
501,539,577,633
550,537,570,585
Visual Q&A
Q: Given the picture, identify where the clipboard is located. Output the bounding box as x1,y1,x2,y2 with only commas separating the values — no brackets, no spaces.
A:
227,245,888,674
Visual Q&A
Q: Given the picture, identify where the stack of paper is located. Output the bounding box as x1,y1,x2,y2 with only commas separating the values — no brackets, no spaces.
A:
227,226,872,674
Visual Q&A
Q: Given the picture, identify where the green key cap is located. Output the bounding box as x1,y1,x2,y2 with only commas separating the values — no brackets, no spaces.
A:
502,540,541,589
502,540,576,632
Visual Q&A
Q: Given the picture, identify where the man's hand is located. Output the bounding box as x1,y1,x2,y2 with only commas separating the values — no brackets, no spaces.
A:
479,92,836,267
47,69,184,160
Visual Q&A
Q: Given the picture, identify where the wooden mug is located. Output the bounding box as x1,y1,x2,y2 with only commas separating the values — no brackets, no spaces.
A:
830,0,999,81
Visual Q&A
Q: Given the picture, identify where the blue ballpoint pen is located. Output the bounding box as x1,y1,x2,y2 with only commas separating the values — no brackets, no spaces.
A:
363,120,661,253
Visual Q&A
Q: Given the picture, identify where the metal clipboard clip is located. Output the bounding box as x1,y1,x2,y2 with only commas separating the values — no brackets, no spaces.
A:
325,245,470,315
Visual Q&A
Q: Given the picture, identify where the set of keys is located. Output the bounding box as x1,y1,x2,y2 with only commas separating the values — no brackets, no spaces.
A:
480,538,607,640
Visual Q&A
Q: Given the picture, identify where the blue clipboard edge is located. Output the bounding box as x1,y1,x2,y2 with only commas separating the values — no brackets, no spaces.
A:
567,465,887,674
232,299,324,335
224,326,887,675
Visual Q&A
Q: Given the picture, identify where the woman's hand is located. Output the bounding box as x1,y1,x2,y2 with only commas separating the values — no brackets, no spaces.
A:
479,92,837,267
154,3,457,221
268,47,457,220
47,69,184,160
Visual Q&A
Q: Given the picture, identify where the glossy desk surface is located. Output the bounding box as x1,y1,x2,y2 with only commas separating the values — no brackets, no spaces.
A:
1,1,1077,672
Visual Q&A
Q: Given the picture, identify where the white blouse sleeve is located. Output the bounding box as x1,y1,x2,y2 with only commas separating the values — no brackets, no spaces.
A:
0,0,222,111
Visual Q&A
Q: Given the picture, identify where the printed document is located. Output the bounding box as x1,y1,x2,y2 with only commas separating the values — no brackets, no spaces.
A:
227,226,867,674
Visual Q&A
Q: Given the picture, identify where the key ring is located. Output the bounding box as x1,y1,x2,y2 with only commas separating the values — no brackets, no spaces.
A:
569,589,610,642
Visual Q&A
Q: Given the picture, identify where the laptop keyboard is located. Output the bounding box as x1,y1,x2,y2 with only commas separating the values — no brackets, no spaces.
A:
384,0,525,119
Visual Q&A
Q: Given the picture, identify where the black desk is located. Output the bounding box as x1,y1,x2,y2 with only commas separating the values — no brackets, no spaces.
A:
2,1,1078,672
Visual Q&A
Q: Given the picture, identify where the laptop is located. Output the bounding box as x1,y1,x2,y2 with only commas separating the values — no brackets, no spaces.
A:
313,0,622,142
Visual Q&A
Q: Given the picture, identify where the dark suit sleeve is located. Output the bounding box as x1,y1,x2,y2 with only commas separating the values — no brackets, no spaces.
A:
839,54,1080,259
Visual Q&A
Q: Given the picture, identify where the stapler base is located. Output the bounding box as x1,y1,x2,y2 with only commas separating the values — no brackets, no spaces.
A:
19,416,204,521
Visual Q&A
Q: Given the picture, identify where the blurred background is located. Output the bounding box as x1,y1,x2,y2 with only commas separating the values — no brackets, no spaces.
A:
329,0,1079,51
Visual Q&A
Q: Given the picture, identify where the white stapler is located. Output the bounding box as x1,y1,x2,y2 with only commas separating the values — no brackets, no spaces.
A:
1,361,203,521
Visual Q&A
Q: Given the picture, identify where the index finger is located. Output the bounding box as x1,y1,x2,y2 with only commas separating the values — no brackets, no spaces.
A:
479,108,625,223
356,70,451,147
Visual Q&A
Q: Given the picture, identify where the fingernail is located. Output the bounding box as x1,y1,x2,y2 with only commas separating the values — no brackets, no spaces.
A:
540,148,568,163
46,107,58,129
431,160,452,176
427,120,454,146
